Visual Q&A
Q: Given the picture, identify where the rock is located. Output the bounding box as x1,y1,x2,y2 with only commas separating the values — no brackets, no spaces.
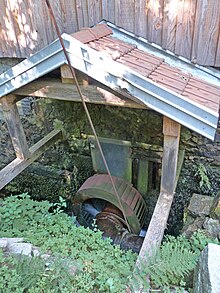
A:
193,243,220,293
188,194,214,217
203,218,220,239
181,129,192,142
0,239,8,250
7,242,33,256
182,217,205,238
32,246,40,257
210,193,220,220
3,237,24,243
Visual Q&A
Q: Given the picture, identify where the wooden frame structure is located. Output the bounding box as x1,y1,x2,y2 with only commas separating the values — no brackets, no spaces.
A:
0,21,219,258
0,76,182,255
0,92,63,189
0,77,148,192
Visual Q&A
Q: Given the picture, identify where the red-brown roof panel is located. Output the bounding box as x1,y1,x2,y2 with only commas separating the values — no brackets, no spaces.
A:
117,58,152,77
118,55,159,74
71,24,112,43
149,72,188,93
182,93,219,111
72,24,220,115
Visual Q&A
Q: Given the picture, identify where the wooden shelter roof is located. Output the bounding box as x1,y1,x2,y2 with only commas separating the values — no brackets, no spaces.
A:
0,22,219,140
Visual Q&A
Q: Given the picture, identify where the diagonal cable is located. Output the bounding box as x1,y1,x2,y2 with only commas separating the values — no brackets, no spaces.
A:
45,0,132,233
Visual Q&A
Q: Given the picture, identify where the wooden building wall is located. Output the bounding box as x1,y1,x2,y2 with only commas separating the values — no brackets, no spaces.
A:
0,0,219,67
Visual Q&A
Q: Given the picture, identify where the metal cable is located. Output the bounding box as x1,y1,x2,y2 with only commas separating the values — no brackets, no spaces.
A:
45,0,131,233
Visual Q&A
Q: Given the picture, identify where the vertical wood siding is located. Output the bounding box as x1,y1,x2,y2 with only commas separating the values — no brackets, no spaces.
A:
0,0,219,66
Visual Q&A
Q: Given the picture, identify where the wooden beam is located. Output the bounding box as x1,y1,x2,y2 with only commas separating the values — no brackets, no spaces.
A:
1,95,30,160
60,65,89,85
136,116,181,265
13,79,147,109
0,129,62,190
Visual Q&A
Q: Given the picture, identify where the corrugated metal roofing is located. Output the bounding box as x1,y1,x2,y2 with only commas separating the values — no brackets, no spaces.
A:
72,25,220,115
0,23,219,141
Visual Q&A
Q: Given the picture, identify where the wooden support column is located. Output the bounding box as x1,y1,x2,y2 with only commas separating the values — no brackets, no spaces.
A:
136,116,181,264
1,95,30,159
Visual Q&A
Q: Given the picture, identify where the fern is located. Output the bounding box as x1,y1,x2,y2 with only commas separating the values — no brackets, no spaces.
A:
15,254,45,290
195,163,211,190
131,240,198,291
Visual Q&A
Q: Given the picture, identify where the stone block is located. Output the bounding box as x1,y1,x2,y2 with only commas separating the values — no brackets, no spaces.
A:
193,243,220,293
3,237,23,243
188,194,214,217
0,239,8,250
210,193,220,220
182,217,205,238
7,242,33,256
203,218,220,239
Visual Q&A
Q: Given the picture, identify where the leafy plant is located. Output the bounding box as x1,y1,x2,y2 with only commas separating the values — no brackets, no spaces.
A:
0,193,136,292
0,249,23,293
131,241,198,292
0,194,218,292
195,163,211,190
130,231,219,292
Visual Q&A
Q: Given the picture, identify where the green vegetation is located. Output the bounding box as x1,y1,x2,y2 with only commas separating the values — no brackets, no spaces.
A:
0,193,136,292
0,194,218,292
195,163,211,191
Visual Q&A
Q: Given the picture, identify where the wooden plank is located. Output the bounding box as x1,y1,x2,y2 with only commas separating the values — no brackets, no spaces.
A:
137,159,149,196
175,0,197,59
136,117,181,265
28,0,51,51
60,0,78,34
134,0,147,37
191,0,220,65
162,0,178,51
87,0,102,27
76,0,89,28
7,0,29,56
0,129,62,190
60,65,89,85
215,35,220,67
22,0,39,53
1,0,21,57
0,1,7,56
161,116,181,193
115,0,135,33
13,79,147,109
146,0,164,45
1,95,30,160
102,0,115,23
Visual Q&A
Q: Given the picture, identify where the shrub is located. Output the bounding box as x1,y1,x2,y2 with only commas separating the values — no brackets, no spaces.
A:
0,193,218,292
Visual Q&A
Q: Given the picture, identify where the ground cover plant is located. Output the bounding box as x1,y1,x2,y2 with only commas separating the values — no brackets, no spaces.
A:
0,194,218,292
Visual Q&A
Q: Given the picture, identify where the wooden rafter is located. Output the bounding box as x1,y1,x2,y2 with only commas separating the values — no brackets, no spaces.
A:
13,79,147,109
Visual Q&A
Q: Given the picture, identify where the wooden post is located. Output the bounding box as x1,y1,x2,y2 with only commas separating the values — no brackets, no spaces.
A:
1,95,30,160
136,116,181,264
